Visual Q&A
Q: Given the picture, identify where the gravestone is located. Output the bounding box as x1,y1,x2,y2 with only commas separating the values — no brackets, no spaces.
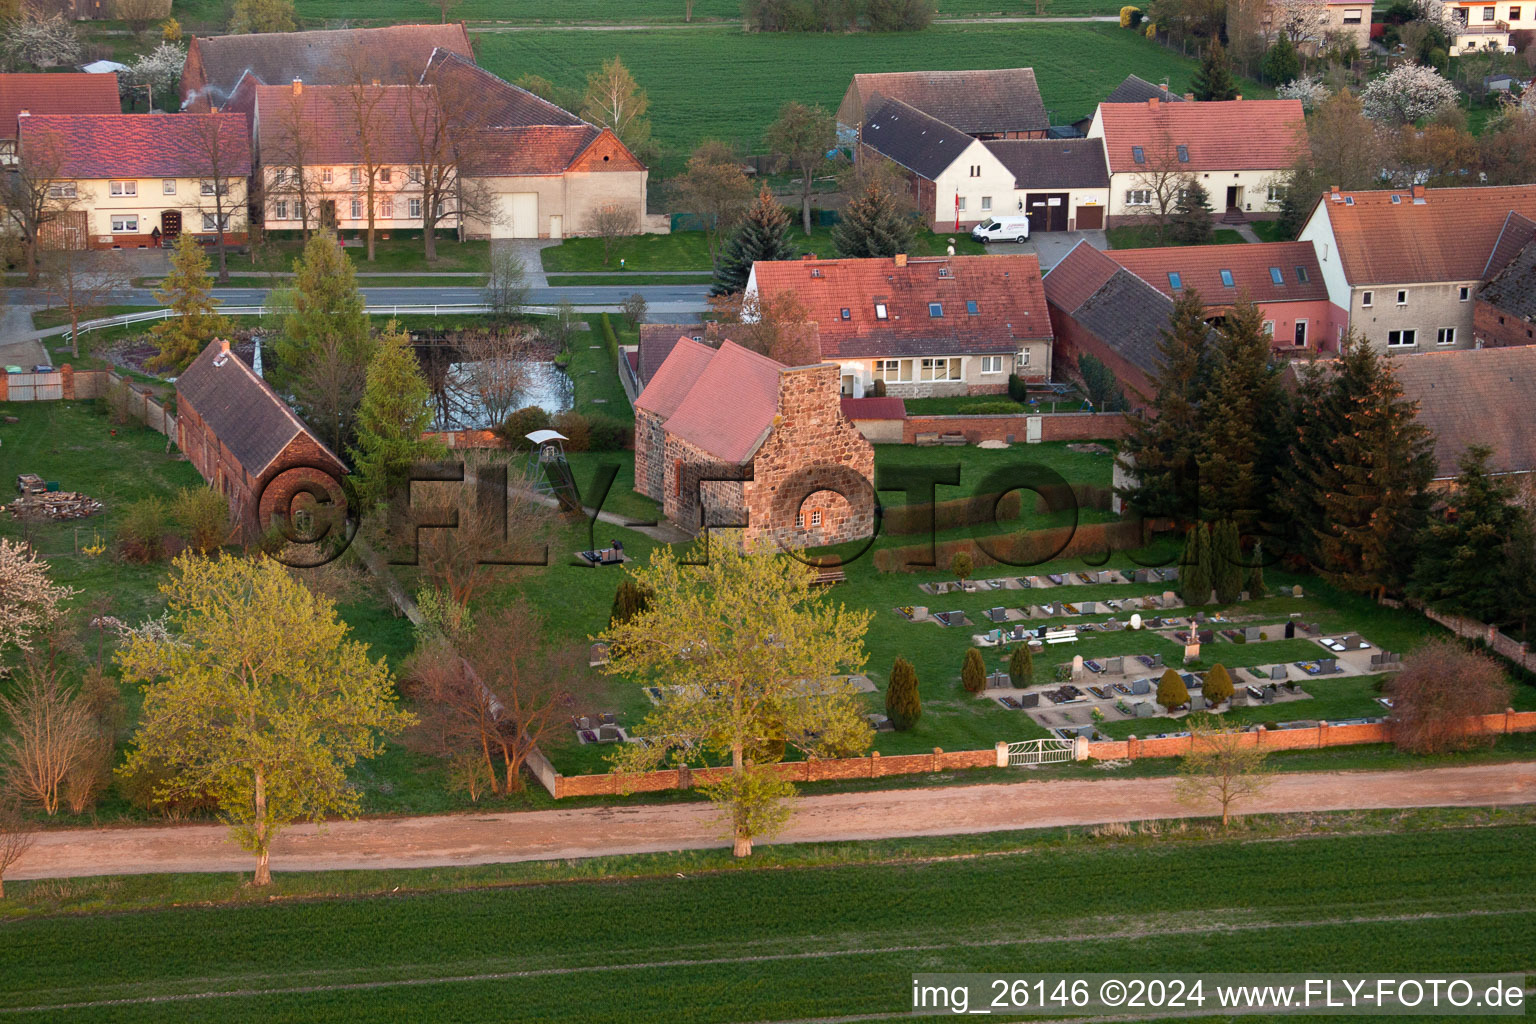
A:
1184,642,1200,663
1135,701,1156,718
1019,692,1040,708
1106,656,1124,674
1284,621,1295,639
1190,694,1207,711
1163,591,1178,606
1245,626,1262,642
1130,612,1143,630
1270,664,1287,680
1072,654,1084,680
1292,585,1304,598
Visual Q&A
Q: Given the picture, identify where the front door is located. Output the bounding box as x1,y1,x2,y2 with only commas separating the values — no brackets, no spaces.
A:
1225,186,1242,210
160,210,181,240
1294,320,1307,348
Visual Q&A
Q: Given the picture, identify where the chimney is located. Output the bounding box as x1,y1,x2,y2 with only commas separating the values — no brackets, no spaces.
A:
1411,184,1426,200
801,252,816,261
1183,92,1194,101
704,320,722,340
1148,96,1159,109
291,78,303,95
17,109,27,118
1235,94,1243,101
218,339,230,355
894,253,907,268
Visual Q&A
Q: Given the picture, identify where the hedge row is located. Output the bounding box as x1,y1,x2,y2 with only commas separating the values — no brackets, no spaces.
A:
872,518,1148,573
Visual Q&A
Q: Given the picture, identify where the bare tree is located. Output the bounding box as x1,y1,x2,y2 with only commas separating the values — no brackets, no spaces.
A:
456,329,536,426
261,88,327,242
1386,640,1514,754
39,248,132,359
1174,716,1273,827
0,661,94,817
671,140,753,268
117,0,169,36
579,56,652,155
182,117,248,284
621,291,647,330
583,202,639,265
402,76,496,261
422,0,463,21
708,288,818,366
1125,138,1196,242
331,51,400,262
0,124,84,283
483,247,528,324
0,796,33,898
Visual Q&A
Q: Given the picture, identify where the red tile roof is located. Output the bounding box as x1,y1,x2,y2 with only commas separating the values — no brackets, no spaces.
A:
638,323,708,385
1041,240,1120,312
1095,98,1305,173
248,84,437,165
748,254,1051,360
662,341,785,464
18,113,250,179
0,74,119,139
456,126,602,176
1388,346,1536,479
1108,241,1328,304
841,396,906,420
1317,185,1536,285
634,337,717,420
420,50,584,129
844,69,1049,136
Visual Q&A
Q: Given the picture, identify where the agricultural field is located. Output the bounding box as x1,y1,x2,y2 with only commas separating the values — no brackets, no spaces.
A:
2,819,1533,1021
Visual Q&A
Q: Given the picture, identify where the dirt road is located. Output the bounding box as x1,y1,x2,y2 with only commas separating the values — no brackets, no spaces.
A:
17,763,1535,880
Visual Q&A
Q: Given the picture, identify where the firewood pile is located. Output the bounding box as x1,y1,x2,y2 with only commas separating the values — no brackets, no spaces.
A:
4,491,103,521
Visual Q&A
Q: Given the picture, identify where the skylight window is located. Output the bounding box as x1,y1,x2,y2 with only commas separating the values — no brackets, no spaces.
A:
1176,144,1189,163
1168,272,1183,290
1219,269,1235,287
1132,145,1146,164
875,303,888,319
1295,265,1309,283
928,302,943,318
1269,267,1284,285
966,300,979,315
840,307,851,320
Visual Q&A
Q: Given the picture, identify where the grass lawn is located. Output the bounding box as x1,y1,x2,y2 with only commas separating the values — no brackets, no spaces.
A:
2,819,1532,1020
29,305,147,331
191,275,489,289
250,236,491,276
545,273,714,286
541,227,985,272
1107,224,1251,249
478,25,1258,173
901,393,1091,415
291,0,1126,22
870,440,1115,503
1251,218,1292,242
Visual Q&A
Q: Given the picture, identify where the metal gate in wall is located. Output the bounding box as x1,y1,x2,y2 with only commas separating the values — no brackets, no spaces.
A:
1005,738,1076,766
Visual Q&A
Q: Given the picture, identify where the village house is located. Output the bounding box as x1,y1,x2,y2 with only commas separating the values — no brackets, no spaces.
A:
0,73,120,167
837,68,1050,140
1390,346,1536,485
744,253,1054,398
1443,0,1523,54
1086,97,1306,226
1473,221,1536,347
180,22,474,110
176,339,349,539
632,338,875,547
17,112,249,249
1227,0,1374,56
1298,184,1536,354
1101,74,1186,105
29,0,171,18
1102,240,1347,352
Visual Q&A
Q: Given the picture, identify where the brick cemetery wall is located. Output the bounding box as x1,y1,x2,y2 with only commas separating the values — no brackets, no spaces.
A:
902,412,1132,445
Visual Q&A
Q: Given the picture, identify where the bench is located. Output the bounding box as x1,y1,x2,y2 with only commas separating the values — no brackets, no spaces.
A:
812,567,846,586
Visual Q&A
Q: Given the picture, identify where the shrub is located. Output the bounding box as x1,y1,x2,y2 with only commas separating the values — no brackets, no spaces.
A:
1007,373,1028,402
609,578,653,628
1157,667,1189,710
162,17,183,42
118,497,167,562
1386,640,1513,754
886,656,921,730
951,551,973,581
1008,644,1033,688
600,312,620,360
967,401,1025,415
586,415,633,452
1203,663,1234,704
495,406,551,448
961,647,987,694
552,410,592,452
104,379,139,427
171,487,229,555
869,378,887,398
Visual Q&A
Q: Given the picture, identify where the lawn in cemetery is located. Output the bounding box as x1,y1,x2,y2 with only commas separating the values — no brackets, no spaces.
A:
3,820,1531,1021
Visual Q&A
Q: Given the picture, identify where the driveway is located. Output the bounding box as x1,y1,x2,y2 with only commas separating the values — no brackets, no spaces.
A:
1027,229,1108,270
13,762,1535,880
492,238,561,286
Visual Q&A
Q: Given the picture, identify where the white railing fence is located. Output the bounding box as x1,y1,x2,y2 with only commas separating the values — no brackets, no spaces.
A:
59,304,582,343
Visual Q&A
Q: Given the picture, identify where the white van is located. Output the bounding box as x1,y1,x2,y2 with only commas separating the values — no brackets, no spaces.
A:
971,217,1031,243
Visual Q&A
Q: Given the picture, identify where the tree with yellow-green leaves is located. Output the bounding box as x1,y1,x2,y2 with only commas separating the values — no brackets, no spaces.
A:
117,554,414,885
149,232,231,373
600,535,873,856
1176,714,1272,826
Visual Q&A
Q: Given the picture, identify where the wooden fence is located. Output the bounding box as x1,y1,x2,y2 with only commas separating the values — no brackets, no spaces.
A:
0,365,174,440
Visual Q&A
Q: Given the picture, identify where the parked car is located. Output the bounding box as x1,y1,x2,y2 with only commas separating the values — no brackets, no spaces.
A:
971,217,1030,243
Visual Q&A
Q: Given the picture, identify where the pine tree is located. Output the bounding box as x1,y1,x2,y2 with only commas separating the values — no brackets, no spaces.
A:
1179,524,1211,606
1246,540,1267,599
1305,332,1435,596
1203,663,1235,704
1008,643,1033,688
831,181,915,258
1197,301,1283,527
886,656,922,731
1275,360,1333,566
711,185,800,295
1263,31,1302,86
149,233,231,373
1408,445,1532,625
1118,288,1213,521
1212,519,1244,604
961,647,987,694
349,320,446,509
1169,178,1214,246
1192,38,1239,101
1158,667,1190,710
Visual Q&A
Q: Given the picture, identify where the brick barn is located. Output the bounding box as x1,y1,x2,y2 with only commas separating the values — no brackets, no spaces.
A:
633,338,875,548
176,339,348,539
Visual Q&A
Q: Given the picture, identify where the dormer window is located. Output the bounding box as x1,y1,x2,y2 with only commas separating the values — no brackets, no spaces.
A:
1176,144,1189,163
875,302,888,319
928,302,943,318
1219,269,1234,287
1269,267,1284,285
1131,145,1146,164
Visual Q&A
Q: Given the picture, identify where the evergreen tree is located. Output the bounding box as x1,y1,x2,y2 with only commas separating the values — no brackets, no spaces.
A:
1304,332,1435,596
1408,445,1534,626
1117,289,1213,520
1008,643,1033,688
609,578,654,628
1246,540,1267,598
1158,667,1190,710
149,233,231,373
1169,178,1215,246
1263,31,1302,85
1191,38,1239,101
1203,663,1235,704
886,656,922,731
961,647,987,694
1275,360,1334,566
349,320,446,509
711,185,799,295
1212,519,1244,604
831,181,915,258
1197,300,1285,527
1179,523,1212,606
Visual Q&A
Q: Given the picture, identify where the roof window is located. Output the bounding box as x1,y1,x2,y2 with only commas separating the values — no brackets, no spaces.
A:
1168,272,1183,290
1131,145,1146,164
966,300,979,315
1390,194,1401,204
840,307,851,320
1295,265,1309,283
1219,269,1234,287
928,302,943,318
1269,267,1284,285
1344,196,1355,205
875,302,888,319
1176,144,1189,163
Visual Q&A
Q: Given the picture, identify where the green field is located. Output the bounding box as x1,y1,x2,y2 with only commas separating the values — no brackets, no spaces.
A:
3,820,1532,1021
272,0,1126,24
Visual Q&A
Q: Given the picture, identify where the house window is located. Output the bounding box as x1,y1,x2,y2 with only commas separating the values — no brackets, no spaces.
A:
928,302,943,318
1016,349,1030,366
409,197,422,219
1295,265,1309,283
1343,7,1362,21
1262,320,1275,336
408,167,422,184
110,215,138,233
350,167,362,185
920,357,962,381
1437,327,1457,345
966,300,979,315
810,509,822,528
47,182,76,198
1483,5,1496,19
350,198,363,219
980,355,1003,374
109,180,136,196
1269,266,1284,285
957,197,966,212
380,167,392,183
200,180,224,196
981,196,992,211
1361,290,1374,308
273,167,288,185
1294,320,1308,347
839,307,851,320
202,213,231,231
1458,286,1470,301
274,199,289,219
874,302,888,320
321,168,334,184
1396,289,1408,306
1268,183,1283,203
1387,329,1416,347
795,511,804,528
1125,189,1152,206
969,164,980,177
1219,269,1235,287
380,198,394,219
162,179,176,195
1512,5,1523,18
1168,271,1183,290
1131,145,1146,164
875,358,911,383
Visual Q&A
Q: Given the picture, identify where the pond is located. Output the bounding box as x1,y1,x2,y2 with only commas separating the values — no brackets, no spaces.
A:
432,358,574,431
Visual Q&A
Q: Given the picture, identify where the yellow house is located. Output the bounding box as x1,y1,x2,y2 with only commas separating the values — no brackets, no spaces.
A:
19,112,250,249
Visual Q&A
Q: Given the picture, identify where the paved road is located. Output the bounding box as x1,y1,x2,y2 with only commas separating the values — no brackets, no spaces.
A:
14,763,1534,880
